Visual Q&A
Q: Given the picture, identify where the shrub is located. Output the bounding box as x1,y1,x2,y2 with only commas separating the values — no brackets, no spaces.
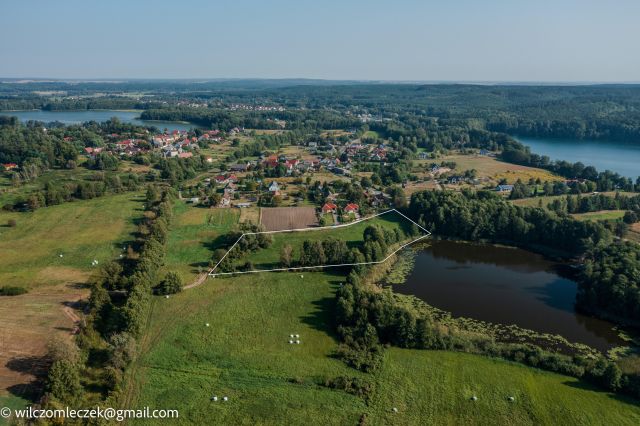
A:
156,271,183,295
0,286,27,296
323,376,374,401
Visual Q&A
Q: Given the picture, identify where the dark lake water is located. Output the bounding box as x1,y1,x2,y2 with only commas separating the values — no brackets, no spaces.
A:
395,240,624,351
516,136,640,179
0,110,200,132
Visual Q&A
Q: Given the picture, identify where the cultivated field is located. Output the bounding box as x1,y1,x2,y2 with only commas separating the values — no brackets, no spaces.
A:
260,206,318,231
124,271,640,425
0,193,141,411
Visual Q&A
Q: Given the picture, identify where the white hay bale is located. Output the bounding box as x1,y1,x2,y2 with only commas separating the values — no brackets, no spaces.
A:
508,396,515,402
222,396,228,401
295,334,299,338
59,254,63,258
288,340,293,344
205,323,210,327
300,275,303,278
471,396,478,401
165,295,170,299
290,334,294,338
295,340,300,344
211,396,217,401
392,407,398,413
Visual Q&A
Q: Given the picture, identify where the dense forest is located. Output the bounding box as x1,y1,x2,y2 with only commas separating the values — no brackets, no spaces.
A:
3,82,640,142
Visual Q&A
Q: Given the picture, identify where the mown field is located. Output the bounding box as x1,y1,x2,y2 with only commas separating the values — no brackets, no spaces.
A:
572,210,626,222
124,269,640,425
233,210,416,271
0,192,142,289
0,192,142,415
162,202,239,284
433,153,563,184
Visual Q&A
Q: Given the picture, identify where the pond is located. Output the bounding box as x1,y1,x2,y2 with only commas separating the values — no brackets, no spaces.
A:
0,109,200,132
394,240,625,351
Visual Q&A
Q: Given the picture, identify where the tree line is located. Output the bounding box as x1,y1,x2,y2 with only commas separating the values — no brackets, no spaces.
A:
42,185,175,408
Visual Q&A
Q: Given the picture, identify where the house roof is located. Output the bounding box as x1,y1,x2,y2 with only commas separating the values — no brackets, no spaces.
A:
322,202,337,211
345,203,359,212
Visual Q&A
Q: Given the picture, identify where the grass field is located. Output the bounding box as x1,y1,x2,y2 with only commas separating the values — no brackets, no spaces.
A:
572,210,626,222
431,154,563,185
628,223,640,244
0,193,142,415
233,210,415,271
124,270,640,425
162,202,240,283
0,192,142,289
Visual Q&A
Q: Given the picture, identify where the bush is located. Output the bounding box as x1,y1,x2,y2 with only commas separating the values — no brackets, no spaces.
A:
155,271,183,295
323,376,374,401
0,286,28,296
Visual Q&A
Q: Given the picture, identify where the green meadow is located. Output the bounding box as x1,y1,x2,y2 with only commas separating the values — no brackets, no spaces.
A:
0,192,142,289
232,210,416,271
162,202,240,283
125,269,640,425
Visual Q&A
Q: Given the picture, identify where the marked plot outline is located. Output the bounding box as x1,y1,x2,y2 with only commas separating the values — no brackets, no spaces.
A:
208,209,430,277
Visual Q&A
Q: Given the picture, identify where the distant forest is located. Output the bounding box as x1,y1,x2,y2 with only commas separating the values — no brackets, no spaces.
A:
1,81,640,142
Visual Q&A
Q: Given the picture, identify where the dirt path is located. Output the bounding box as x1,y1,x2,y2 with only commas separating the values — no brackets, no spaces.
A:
183,272,210,290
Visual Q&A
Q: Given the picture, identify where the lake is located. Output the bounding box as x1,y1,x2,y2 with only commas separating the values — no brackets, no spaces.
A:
394,240,624,351
516,135,640,179
0,109,200,132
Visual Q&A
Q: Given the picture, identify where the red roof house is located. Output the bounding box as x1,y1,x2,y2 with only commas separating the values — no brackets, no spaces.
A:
344,203,359,213
322,202,337,214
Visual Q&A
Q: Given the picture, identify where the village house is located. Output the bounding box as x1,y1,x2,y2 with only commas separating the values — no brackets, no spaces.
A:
344,203,359,214
215,175,229,185
2,163,18,171
83,147,104,157
321,202,337,214
268,181,281,195
229,162,250,172
496,184,514,192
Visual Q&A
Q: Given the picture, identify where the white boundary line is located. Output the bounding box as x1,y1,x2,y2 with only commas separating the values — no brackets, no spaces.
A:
207,208,430,278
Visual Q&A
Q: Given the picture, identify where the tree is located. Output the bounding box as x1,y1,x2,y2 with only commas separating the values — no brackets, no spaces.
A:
157,271,182,295
280,244,293,267
46,359,82,404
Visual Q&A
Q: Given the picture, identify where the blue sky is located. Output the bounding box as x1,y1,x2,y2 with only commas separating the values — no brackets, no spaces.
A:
1,0,638,81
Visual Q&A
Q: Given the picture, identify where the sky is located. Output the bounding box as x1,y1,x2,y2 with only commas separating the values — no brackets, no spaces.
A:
1,0,639,82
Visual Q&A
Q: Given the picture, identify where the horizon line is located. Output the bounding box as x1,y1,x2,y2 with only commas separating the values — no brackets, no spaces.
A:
2,77,640,86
